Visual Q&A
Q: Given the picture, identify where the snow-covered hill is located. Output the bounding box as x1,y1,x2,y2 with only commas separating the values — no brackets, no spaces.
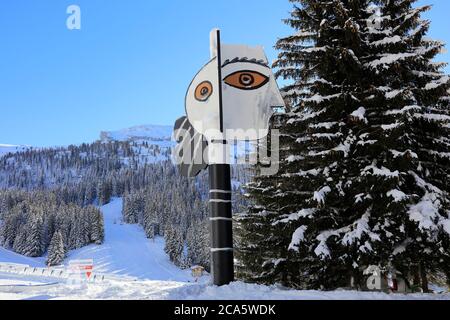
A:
0,247,45,268
100,124,174,163
100,124,172,144
99,124,251,164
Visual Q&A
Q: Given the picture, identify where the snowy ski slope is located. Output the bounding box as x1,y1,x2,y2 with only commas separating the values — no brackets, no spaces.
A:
67,199,191,281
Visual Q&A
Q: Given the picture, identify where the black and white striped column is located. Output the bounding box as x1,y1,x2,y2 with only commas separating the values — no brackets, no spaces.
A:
208,142,234,286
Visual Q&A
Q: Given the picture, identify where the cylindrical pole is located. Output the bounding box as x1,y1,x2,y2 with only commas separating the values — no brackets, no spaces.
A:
208,143,234,286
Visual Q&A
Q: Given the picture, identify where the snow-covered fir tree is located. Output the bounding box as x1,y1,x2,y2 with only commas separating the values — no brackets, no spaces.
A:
97,180,112,206
186,219,210,271
23,214,44,257
143,197,158,239
238,0,450,291
123,193,137,224
12,227,28,256
164,224,184,267
47,230,66,266
89,207,105,244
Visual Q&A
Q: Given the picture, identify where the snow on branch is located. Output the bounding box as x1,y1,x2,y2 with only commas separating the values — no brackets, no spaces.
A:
313,186,331,206
295,30,316,37
314,211,381,259
312,133,343,140
282,169,321,178
381,122,402,131
385,105,421,115
314,230,336,259
424,76,450,90
385,89,404,100
419,149,450,160
286,109,326,124
413,113,450,122
398,6,430,27
350,107,368,123
370,35,402,47
387,189,408,202
365,52,416,69
286,155,305,163
389,149,418,159
303,93,342,104
409,171,443,195
408,192,450,235
274,208,317,225
301,46,329,53
406,171,450,232
309,121,343,129
342,211,381,247
288,226,308,252
365,45,439,69
362,165,400,178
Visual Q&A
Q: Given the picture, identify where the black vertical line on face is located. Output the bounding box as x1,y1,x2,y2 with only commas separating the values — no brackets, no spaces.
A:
216,29,224,133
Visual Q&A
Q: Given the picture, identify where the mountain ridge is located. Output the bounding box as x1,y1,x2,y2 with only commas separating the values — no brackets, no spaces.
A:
100,124,173,143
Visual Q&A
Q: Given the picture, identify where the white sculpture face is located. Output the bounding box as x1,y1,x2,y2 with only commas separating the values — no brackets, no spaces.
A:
185,29,284,142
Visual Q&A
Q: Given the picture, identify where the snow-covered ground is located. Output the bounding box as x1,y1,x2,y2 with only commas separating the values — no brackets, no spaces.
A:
0,247,45,268
1,198,449,300
1,276,449,300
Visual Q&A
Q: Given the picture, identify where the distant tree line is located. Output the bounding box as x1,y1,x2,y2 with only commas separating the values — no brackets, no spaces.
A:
0,189,104,266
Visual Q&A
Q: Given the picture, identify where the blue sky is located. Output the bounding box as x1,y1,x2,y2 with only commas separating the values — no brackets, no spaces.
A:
0,0,449,147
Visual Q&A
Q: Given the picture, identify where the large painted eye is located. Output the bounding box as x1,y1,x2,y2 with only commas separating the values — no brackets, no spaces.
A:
195,81,213,101
223,70,269,90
